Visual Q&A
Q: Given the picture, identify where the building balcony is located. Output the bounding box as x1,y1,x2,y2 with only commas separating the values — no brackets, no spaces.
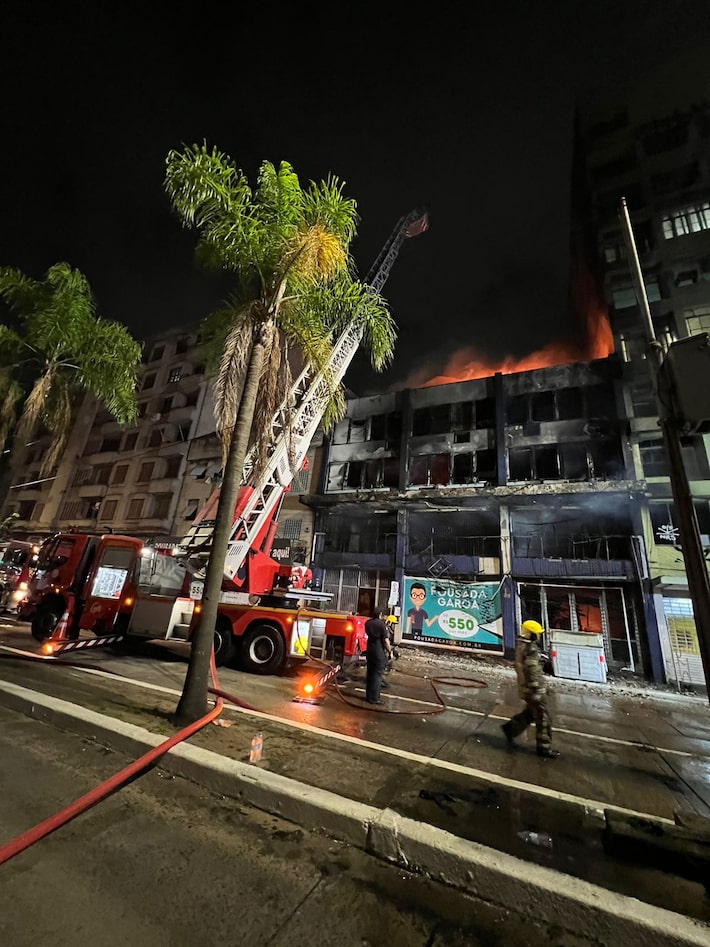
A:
512,556,635,580
320,551,393,571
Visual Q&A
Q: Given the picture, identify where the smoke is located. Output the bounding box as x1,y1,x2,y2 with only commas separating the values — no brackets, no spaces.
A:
398,253,613,389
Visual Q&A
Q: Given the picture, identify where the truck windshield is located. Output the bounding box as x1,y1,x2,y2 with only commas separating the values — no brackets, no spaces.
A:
37,538,76,569
0,546,28,568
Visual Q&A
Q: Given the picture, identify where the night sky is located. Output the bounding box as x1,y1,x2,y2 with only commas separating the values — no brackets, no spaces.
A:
3,1,709,394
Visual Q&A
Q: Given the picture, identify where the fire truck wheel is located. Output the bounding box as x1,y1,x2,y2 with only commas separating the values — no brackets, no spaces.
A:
213,620,236,667
31,602,63,642
242,624,286,675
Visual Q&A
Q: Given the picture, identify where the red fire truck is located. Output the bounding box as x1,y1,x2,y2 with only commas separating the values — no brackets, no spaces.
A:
17,209,427,673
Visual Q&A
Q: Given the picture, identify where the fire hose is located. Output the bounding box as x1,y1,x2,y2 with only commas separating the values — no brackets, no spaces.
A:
0,649,259,867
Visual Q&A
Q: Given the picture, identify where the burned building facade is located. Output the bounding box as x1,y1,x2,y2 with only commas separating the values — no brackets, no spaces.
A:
304,357,659,680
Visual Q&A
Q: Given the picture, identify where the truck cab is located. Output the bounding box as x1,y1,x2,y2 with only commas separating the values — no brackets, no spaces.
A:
0,540,39,612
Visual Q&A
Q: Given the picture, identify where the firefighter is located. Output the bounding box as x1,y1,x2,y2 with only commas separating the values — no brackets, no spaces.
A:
364,612,392,704
501,619,559,759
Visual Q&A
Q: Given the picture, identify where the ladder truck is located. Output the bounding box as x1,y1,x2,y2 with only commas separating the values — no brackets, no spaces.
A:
19,209,428,673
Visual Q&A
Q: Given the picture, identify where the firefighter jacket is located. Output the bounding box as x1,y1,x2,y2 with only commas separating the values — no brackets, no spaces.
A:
514,635,546,703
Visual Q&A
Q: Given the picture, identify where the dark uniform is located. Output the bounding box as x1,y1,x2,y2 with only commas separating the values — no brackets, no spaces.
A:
502,631,558,758
365,616,390,704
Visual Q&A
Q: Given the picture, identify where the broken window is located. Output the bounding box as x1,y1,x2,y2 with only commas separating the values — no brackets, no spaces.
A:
348,418,367,443
475,449,497,481
370,414,387,441
382,457,400,487
474,397,495,429
346,461,364,488
506,395,528,426
509,448,533,481
364,460,382,488
451,402,473,431
452,453,474,484
531,391,555,423
560,444,588,479
409,456,429,486
585,385,617,418
556,388,583,420
412,403,451,436
589,441,624,479
430,453,450,485
536,445,559,479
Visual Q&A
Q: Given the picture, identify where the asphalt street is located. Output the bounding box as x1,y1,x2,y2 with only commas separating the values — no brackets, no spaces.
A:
1,705,559,947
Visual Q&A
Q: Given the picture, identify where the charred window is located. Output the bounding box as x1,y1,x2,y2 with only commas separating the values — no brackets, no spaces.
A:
560,444,588,479
452,453,474,484
509,448,533,480
474,397,495,429
323,513,397,555
589,441,624,479
585,385,617,418
506,395,528,425
412,403,451,436
536,445,559,479
556,388,583,420
451,402,473,431
531,391,555,422
475,449,497,481
409,453,451,486
346,461,364,488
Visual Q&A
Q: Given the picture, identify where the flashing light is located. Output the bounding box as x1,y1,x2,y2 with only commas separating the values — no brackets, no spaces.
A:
194,603,202,614
41,642,55,655
345,622,353,632
32,545,40,554
140,547,152,558
123,597,134,607
302,681,315,695
18,581,28,591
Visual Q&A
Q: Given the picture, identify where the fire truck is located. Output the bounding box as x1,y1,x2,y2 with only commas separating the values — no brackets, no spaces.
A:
0,540,39,612
18,209,428,673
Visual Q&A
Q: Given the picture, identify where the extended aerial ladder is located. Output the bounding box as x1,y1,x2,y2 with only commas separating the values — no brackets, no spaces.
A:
182,208,429,583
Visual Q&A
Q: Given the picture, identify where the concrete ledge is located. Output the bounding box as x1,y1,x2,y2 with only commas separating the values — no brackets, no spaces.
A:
1,678,709,947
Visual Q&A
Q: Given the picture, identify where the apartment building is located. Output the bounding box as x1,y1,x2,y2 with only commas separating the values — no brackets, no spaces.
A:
578,51,710,686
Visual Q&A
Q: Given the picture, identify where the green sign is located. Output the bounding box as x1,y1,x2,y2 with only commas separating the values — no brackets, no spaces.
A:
401,576,503,653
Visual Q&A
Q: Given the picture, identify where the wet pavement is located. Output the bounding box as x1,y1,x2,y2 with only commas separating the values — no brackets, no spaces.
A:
2,619,710,923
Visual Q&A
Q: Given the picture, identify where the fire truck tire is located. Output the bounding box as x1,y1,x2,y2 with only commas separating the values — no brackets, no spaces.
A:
213,620,236,667
30,602,63,642
242,624,286,675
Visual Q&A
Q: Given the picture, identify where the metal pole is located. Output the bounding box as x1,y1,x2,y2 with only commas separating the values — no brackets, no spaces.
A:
620,197,710,700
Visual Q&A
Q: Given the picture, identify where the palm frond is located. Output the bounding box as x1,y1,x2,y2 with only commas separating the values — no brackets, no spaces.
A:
0,267,44,313
213,316,254,458
0,377,22,453
301,176,359,247
39,376,73,477
12,370,55,469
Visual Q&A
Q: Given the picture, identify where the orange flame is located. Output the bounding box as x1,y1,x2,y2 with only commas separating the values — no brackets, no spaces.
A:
406,254,614,388
410,306,614,388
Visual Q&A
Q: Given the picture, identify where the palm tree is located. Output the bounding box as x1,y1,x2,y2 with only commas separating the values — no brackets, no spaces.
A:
165,144,396,725
0,263,141,475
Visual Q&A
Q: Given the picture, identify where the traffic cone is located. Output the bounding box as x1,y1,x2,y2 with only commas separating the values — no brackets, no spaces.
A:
51,608,72,641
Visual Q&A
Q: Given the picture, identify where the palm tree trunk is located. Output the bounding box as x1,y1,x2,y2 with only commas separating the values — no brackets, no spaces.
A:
174,324,270,726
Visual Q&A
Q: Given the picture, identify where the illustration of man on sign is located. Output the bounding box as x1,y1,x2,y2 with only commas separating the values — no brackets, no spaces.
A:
405,582,438,637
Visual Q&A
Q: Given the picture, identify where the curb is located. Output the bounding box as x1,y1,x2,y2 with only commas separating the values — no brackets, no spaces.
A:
1,678,708,947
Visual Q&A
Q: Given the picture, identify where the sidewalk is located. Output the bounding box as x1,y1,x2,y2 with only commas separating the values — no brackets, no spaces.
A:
1,649,710,946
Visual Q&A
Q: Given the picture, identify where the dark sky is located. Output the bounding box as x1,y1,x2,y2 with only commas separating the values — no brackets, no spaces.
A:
3,1,710,393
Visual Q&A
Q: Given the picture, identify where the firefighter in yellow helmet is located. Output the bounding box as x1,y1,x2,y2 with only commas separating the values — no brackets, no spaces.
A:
501,619,559,759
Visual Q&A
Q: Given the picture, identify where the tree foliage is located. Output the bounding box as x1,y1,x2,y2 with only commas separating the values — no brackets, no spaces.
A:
165,143,397,725
0,263,141,474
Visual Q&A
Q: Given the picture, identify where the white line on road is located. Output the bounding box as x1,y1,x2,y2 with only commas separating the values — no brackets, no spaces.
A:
0,662,676,826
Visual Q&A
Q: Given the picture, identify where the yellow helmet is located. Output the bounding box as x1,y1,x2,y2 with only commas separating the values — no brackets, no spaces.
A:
521,619,544,638
385,614,398,625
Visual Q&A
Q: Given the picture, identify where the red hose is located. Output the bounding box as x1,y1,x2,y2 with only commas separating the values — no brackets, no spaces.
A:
0,652,225,867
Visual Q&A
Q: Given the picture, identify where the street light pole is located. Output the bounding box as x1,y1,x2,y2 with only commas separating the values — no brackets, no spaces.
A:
620,196,710,700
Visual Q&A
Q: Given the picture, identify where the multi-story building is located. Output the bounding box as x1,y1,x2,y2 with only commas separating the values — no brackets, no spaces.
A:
577,53,710,686
1,325,319,567
303,357,657,680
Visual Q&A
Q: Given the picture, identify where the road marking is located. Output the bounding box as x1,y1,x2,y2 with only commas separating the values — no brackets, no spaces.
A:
347,683,708,760
0,640,706,761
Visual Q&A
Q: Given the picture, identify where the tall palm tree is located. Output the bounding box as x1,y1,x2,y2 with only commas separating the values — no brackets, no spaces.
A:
165,144,396,725
0,263,141,474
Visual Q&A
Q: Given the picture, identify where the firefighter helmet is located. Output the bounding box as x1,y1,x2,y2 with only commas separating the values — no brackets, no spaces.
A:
521,619,544,638
385,614,398,625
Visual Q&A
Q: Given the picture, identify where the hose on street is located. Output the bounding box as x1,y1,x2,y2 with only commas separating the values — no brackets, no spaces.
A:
0,649,231,867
